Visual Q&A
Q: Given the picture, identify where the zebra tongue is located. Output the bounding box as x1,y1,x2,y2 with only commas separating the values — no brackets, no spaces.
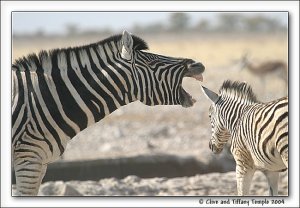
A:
193,74,203,82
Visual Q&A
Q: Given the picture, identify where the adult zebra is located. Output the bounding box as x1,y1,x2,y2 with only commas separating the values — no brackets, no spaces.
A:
12,31,205,195
202,80,288,196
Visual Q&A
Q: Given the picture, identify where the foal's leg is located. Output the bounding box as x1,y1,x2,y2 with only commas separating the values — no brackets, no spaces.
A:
236,164,255,196
233,148,255,196
263,171,279,196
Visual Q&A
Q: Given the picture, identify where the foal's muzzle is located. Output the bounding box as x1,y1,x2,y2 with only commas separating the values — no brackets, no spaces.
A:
209,140,222,154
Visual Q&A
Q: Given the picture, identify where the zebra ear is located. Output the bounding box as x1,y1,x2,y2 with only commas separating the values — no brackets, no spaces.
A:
201,85,219,103
121,30,133,60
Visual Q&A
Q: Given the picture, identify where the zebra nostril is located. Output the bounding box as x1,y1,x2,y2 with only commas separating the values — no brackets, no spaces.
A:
187,62,205,71
184,62,205,81
190,62,205,71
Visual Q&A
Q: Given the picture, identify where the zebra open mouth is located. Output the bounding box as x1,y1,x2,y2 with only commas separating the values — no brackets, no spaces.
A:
180,88,197,108
180,61,205,108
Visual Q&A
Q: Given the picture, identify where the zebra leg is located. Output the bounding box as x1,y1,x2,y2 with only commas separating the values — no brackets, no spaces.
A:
262,171,279,196
280,148,288,168
235,163,255,196
14,158,47,196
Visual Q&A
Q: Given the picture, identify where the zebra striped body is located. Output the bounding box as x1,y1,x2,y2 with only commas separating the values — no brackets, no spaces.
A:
12,31,205,195
202,80,288,196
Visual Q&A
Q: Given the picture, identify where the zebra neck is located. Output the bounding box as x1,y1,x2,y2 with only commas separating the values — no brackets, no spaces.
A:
66,87,136,138
224,102,249,133
50,52,137,136
79,83,136,127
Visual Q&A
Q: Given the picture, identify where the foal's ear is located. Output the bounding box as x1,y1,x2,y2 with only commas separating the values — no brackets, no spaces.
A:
121,30,133,60
201,85,219,103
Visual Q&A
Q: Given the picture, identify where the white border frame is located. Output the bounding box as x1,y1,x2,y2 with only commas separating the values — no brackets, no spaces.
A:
1,1,299,207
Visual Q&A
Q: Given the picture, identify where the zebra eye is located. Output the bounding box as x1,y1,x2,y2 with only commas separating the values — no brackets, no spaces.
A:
148,59,158,65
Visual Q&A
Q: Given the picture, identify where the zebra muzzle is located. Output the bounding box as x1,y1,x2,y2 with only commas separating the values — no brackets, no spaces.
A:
185,62,205,82
179,60,205,108
209,140,213,151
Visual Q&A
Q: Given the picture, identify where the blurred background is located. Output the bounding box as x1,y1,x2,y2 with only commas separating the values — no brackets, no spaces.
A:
12,12,288,196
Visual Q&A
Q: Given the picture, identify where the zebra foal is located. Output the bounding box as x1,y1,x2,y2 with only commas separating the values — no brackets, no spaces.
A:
12,30,205,195
202,80,288,196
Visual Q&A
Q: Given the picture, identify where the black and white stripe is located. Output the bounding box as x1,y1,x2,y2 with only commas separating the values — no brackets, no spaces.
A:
202,80,288,196
12,31,205,195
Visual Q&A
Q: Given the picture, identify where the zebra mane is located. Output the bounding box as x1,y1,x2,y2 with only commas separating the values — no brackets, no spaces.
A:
13,33,149,68
219,80,258,103
94,33,149,51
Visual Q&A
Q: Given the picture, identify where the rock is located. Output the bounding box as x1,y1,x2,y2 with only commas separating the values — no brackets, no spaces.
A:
123,175,141,183
63,184,82,196
39,181,65,196
34,170,287,196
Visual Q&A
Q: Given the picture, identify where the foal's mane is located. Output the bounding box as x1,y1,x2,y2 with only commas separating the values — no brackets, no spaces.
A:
219,80,258,103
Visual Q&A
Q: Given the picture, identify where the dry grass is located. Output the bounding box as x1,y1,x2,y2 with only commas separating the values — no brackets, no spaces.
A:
13,34,288,68
13,33,288,101
149,34,287,69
